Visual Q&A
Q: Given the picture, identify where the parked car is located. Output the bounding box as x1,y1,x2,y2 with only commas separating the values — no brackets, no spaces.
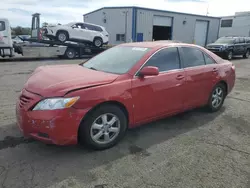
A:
206,36,250,60
12,35,31,44
16,41,235,150
43,22,109,47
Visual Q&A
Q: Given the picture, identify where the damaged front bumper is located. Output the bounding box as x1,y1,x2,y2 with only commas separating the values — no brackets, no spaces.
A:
16,89,87,145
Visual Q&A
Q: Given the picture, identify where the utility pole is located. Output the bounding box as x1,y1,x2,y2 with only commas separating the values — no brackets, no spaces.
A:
123,11,128,42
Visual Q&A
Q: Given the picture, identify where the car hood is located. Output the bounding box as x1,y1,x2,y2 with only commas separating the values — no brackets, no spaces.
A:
206,43,229,47
24,64,119,97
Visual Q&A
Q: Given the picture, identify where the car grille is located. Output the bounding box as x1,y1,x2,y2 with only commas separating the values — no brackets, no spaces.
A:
19,94,33,108
207,46,223,52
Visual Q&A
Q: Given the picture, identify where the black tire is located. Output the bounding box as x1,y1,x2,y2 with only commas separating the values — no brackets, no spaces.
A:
56,31,68,43
79,104,128,150
226,50,233,60
207,83,226,112
64,48,76,59
243,49,250,58
93,37,103,47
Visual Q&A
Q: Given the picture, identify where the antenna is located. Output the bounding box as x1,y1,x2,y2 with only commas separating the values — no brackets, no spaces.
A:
206,1,209,16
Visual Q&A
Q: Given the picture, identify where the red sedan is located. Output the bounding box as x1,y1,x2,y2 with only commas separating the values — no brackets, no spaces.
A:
16,41,235,150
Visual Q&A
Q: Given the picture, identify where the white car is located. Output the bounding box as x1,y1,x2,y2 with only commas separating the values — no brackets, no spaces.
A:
43,22,109,47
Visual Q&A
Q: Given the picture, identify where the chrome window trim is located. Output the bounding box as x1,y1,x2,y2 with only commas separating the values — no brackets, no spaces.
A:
134,46,181,78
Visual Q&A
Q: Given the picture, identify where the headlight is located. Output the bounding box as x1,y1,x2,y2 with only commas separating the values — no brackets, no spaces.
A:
32,97,80,111
221,45,228,50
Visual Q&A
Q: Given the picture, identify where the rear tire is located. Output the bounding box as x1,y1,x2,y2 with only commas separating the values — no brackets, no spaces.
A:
93,37,103,47
79,104,128,150
243,49,250,58
56,31,68,43
207,83,226,112
64,48,76,59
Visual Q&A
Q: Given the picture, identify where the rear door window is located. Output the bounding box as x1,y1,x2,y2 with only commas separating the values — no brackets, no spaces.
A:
0,21,5,31
235,38,240,44
203,53,216,65
181,47,206,68
239,37,245,43
83,24,103,32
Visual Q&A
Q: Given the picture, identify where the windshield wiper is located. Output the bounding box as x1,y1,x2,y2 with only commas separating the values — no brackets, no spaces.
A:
89,67,97,71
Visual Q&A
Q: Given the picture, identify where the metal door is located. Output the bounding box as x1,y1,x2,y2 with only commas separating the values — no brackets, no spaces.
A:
194,20,209,47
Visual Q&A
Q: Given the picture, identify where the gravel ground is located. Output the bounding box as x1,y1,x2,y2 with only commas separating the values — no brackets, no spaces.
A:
0,57,249,188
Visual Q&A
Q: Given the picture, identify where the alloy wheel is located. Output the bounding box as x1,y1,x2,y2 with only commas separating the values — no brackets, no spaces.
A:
211,87,223,108
228,51,233,60
246,50,249,58
94,39,102,47
90,113,121,145
58,33,66,42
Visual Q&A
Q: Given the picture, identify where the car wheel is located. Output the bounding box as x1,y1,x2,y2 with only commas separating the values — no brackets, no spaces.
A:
207,83,226,112
56,31,68,43
64,48,76,59
79,104,128,150
227,51,233,60
93,37,103,47
243,49,250,58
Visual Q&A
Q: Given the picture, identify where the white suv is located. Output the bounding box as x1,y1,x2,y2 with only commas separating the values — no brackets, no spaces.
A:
43,22,109,47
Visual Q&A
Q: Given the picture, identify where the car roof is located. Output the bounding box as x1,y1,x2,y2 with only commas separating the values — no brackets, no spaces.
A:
65,21,104,29
119,41,200,49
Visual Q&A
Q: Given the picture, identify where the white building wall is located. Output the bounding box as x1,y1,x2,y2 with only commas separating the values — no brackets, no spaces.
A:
84,8,133,45
219,14,250,37
84,7,220,45
136,8,220,45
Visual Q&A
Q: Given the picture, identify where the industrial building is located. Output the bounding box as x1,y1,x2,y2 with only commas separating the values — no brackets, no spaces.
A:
83,6,221,46
219,11,250,37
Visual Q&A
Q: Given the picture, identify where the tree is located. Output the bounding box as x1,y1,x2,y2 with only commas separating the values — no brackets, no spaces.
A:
11,26,31,36
42,22,48,27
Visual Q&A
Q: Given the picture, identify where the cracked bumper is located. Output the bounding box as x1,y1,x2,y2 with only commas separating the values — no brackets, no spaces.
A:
16,102,87,145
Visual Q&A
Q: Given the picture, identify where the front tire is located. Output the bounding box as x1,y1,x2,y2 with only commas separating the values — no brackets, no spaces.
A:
243,49,250,58
93,37,103,47
56,31,68,43
226,50,233,60
79,104,128,150
207,83,226,112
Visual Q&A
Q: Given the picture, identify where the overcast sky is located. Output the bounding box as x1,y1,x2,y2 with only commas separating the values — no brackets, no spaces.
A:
1,0,249,27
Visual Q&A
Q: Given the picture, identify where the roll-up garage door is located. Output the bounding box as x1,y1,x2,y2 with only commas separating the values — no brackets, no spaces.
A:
194,20,209,47
153,16,172,26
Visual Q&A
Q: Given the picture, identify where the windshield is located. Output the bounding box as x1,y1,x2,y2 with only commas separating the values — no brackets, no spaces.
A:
214,38,235,44
83,46,151,74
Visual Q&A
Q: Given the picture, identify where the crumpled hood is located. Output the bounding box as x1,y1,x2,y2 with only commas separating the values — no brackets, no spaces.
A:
24,64,119,97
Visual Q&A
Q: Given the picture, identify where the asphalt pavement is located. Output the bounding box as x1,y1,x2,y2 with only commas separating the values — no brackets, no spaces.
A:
0,57,249,188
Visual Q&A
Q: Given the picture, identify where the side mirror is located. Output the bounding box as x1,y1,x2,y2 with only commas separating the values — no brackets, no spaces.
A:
139,66,159,77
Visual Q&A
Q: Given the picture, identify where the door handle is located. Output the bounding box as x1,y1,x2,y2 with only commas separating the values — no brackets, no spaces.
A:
212,68,218,72
176,75,185,80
